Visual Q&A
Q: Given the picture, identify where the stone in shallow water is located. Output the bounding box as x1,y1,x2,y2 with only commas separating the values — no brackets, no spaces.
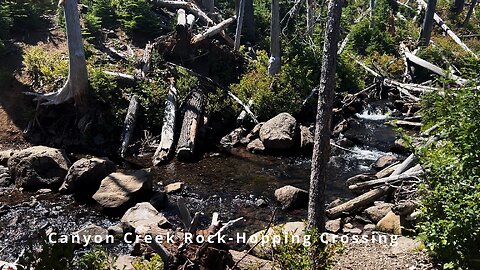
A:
165,182,183,194
120,202,170,231
8,146,70,191
259,113,297,150
0,165,12,187
92,169,152,209
274,185,308,209
73,224,109,245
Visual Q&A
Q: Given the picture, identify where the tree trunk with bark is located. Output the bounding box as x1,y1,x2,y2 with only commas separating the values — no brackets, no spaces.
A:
119,95,140,157
419,0,437,46
34,0,88,105
307,0,342,252
244,0,255,43
268,0,281,76
306,0,315,36
176,89,206,161
370,0,375,28
464,0,478,25
153,84,178,166
451,0,465,14
234,0,245,50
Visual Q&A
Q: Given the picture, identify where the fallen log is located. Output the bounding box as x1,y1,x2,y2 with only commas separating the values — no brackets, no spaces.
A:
393,119,423,129
176,89,206,161
417,0,478,59
326,186,391,218
191,16,236,44
153,83,178,166
119,95,140,157
404,51,467,85
348,170,423,191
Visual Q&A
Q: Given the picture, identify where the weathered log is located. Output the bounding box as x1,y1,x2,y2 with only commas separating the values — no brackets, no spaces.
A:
176,89,205,161
152,0,233,45
394,119,423,129
236,99,253,123
176,8,187,29
186,14,196,30
417,0,478,58
325,186,391,218
349,170,423,191
234,0,245,50
404,51,466,85
119,95,140,157
391,153,416,176
376,162,401,178
268,0,281,75
153,84,178,166
191,16,236,44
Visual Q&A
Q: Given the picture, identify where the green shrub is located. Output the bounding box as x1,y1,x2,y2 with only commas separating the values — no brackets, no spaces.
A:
22,45,69,92
418,81,480,268
132,254,164,270
112,0,161,36
78,246,118,270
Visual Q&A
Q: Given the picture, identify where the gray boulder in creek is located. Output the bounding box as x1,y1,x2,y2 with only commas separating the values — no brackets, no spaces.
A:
274,185,308,209
59,157,116,198
259,113,297,150
92,169,152,209
8,146,70,190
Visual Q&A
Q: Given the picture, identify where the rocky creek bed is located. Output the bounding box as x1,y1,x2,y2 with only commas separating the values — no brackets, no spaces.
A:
0,103,427,269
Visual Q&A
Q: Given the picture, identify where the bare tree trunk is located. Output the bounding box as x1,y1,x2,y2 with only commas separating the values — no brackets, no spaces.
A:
306,0,315,36
307,0,342,255
153,84,178,166
34,0,88,105
419,0,437,46
451,0,465,14
268,0,281,76
234,0,245,50
464,0,477,24
244,0,255,43
119,95,140,157
370,0,376,28
176,89,205,161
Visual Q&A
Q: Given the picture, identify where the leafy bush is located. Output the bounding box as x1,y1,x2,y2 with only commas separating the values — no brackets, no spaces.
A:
418,80,480,268
22,45,69,92
78,246,118,270
132,254,164,270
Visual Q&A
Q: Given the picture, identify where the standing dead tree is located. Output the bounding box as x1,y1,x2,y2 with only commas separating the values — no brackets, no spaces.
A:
464,0,478,24
153,83,178,166
308,0,343,254
306,0,315,36
31,0,88,105
268,0,281,76
119,95,140,157
234,0,246,50
451,0,465,14
419,0,437,46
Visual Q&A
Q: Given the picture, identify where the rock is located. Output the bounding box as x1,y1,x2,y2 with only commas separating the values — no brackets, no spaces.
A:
165,182,183,194
149,190,166,209
108,223,124,237
376,211,401,235
373,155,398,170
37,188,52,194
337,137,354,148
363,223,376,231
229,250,278,270
332,119,348,137
274,185,308,209
393,200,418,216
0,165,12,187
246,138,265,153
365,202,394,223
255,198,267,207
326,218,341,233
73,224,109,245
259,113,297,150
243,122,264,143
92,169,152,209
114,255,136,270
0,150,17,166
121,202,170,233
299,125,314,150
343,226,362,235
59,157,116,198
220,128,247,148
247,222,306,258
8,146,70,190
390,236,423,254
326,198,343,209
391,138,408,153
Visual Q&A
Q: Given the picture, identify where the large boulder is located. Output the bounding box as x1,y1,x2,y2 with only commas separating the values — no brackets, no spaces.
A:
274,185,308,209
59,157,116,198
365,202,394,223
299,125,314,151
259,113,297,150
229,250,278,270
8,146,70,190
372,155,398,170
92,169,152,209
246,138,265,153
73,224,109,245
376,210,401,235
120,202,170,234
220,128,247,148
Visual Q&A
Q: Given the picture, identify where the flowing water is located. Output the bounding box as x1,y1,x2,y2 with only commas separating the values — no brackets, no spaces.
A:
0,103,400,262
